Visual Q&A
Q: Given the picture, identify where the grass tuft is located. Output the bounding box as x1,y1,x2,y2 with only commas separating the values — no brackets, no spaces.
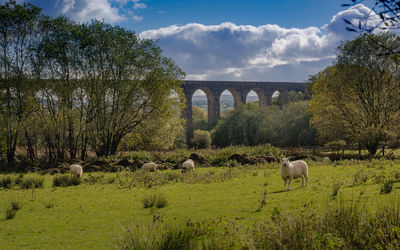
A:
53,175,82,187
20,176,44,189
142,193,168,208
380,179,394,194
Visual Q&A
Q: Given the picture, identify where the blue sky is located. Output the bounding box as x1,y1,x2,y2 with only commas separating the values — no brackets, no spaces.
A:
3,0,380,82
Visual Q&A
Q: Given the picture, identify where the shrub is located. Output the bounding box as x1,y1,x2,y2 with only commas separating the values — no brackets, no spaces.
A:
53,175,82,187
380,179,394,194
191,129,211,149
20,176,44,189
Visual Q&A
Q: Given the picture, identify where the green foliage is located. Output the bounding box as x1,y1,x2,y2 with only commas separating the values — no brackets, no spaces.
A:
19,176,44,189
191,129,211,149
212,101,316,147
309,33,400,156
52,175,82,187
192,106,208,131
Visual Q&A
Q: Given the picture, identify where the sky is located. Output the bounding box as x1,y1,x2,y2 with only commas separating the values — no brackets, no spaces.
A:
3,0,381,82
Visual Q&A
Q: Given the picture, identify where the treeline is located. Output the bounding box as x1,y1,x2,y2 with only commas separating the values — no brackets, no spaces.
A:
0,1,185,163
192,101,316,148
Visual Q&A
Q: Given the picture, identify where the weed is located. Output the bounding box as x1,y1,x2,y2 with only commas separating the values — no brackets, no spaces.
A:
331,181,341,198
5,209,17,220
53,175,82,187
255,190,267,212
5,200,22,220
380,179,393,194
353,168,369,186
155,194,168,208
43,200,55,209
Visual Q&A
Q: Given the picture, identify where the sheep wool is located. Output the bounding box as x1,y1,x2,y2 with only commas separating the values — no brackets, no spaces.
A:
141,162,158,172
182,159,195,173
70,164,83,178
280,158,308,190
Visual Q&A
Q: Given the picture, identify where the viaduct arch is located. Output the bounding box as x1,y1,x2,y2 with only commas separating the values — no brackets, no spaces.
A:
182,80,306,143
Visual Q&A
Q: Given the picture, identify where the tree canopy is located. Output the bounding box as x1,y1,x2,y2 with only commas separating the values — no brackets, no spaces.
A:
309,33,400,156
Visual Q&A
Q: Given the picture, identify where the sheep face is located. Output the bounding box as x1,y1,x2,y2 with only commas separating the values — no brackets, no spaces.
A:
281,158,290,167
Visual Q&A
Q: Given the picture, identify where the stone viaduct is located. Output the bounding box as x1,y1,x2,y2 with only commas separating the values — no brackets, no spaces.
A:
182,80,307,142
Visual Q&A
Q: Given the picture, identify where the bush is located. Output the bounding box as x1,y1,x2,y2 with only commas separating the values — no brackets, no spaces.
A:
53,175,82,187
20,176,44,189
191,129,211,149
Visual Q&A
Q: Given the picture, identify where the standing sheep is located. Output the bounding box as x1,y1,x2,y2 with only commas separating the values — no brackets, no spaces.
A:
141,162,159,172
70,164,83,178
181,159,195,173
280,158,308,190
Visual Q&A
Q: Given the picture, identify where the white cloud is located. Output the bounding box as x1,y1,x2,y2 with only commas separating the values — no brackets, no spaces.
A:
140,4,382,82
57,0,146,23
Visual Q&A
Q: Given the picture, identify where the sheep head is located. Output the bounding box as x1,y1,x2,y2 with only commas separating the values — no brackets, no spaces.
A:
281,158,291,167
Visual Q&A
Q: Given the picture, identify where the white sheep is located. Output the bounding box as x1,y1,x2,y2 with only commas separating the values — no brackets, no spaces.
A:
181,159,195,173
70,164,83,178
280,158,308,190
141,162,159,172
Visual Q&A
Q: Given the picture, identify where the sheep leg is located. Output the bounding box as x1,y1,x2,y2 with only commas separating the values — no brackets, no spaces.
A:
284,179,286,191
305,176,308,187
301,176,304,187
288,179,292,190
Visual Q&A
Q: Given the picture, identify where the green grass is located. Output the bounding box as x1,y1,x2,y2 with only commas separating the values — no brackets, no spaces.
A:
1,160,400,248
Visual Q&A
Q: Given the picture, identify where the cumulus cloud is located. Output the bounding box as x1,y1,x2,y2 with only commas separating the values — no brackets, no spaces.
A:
140,4,381,81
57,0,146,23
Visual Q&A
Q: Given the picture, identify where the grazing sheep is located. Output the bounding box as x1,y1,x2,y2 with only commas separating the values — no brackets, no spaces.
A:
70,164,83,178
323,157,330,162
181,159,195,173
141,162,159,172
280,158,308,190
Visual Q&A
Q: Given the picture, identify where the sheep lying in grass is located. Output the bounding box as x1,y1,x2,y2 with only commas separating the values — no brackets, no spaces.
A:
141,162,159,172
181,159,195,173
280,158,308,191
70,164,83,178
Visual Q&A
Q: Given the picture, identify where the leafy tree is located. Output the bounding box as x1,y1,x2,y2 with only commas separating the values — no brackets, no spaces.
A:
192,106,208,130
212,101,315,148
0,1,41,162
191,129,211,149
309,33,400,156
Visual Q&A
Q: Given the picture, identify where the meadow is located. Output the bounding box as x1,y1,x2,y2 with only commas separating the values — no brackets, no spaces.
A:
1,158,400,249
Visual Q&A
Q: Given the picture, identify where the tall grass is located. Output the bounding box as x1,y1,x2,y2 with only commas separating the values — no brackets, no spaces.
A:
53,175,82,187
20,176,44,189
116,200,400,249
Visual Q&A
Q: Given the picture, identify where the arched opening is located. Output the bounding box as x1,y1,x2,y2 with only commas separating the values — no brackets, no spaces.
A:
246,90,259,105
220,89,234,116
191,89,209,130
246,88,267,106
271,90,281,106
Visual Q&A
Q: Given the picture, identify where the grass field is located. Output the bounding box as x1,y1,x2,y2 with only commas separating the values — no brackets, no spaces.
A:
1,159,400,249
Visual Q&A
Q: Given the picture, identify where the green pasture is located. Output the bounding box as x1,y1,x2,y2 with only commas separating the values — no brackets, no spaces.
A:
1,160,400,249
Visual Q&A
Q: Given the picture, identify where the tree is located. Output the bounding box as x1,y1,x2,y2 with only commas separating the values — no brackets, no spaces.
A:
192,106,208,130
191,129,211,149
343,1,400,60
309,33,400,156
0,1,41,162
